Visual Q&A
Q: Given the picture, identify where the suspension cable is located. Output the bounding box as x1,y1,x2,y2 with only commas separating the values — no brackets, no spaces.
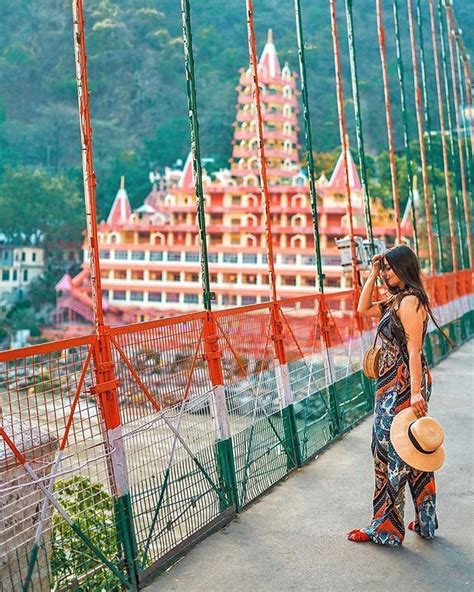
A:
345,0,376,257
245,0,279,302
72,0,105,332
414,0,445,272
375,0,403,245
445,6,472,267
180,0,213,310
427,0,458,271
329,0,360,294
437,0,466,268
406,0,436,276
392,0,420,255
453,33,473,191
293,0,326,293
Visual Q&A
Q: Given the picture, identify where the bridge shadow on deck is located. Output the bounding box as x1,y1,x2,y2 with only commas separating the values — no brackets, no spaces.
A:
147,341,473,592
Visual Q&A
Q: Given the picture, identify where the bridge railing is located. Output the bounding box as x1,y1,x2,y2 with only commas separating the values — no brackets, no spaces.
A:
0,271,472,590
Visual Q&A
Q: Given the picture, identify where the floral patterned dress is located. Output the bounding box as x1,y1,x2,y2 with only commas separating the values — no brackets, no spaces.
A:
363,293,438,545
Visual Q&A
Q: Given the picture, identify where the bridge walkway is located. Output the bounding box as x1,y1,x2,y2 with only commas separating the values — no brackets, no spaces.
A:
148,340,473,592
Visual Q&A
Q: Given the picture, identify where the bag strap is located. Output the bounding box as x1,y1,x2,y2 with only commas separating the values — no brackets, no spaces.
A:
371,323,381,348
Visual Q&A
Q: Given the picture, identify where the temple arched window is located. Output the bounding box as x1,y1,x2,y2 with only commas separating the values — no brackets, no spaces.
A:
291,194,307,208
244,174,258,187
291,214,306,227
290,234,306,249
248,157,259,170
246,214,258,227
243,234,257,247
244,194,258,207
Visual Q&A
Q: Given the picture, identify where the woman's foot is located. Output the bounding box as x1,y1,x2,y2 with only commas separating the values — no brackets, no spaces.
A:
347,529,371,542
408,521,415,532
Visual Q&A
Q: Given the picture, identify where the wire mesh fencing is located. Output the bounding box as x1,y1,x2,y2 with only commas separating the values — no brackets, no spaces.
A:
0,273,472,590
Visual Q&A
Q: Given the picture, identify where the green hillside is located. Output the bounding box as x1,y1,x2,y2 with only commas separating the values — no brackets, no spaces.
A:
0,0,472,219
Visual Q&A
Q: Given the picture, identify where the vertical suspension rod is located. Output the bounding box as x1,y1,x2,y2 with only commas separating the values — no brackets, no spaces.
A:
293,0,326,293
427,0,458,271
245,0,280,304
345,0,376,256
445,7,472,267
72,0,104,332
406,0,436,276
453,33,473,190
375,0,403,244
392,0,420,255
437,0,465,268
328,0,360,295
414,0,445,271
181,0,213,310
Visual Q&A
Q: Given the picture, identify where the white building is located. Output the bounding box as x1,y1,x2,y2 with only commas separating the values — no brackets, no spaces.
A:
0,244,45,304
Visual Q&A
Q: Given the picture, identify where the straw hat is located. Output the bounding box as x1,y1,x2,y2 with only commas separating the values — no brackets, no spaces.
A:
391,408,445,472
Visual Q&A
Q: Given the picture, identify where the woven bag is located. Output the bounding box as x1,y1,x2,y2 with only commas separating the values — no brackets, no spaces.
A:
362,323,382,380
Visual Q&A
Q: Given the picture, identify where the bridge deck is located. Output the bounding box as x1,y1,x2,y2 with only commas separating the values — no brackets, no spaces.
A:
148,340,473,592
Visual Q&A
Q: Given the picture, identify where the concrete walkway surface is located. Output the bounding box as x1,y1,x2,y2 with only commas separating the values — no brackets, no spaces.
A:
147,340,473,592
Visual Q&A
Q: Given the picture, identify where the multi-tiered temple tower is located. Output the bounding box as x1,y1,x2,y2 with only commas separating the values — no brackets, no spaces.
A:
55,31,396,327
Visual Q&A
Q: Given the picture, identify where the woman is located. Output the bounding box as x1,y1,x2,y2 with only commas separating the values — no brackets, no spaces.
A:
348,245,450,546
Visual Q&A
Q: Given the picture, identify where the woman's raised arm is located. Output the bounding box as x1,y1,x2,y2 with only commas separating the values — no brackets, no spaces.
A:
357,255,383,319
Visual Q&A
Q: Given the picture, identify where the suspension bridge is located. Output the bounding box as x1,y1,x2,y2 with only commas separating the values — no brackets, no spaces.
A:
0,0,472,591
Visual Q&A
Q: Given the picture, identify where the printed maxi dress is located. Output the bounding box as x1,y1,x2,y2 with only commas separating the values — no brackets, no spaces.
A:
363,295,438,545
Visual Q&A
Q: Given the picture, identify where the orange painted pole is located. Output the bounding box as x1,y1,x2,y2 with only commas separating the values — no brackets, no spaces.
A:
428,0,458,271
376,0,402,244
445,12,472,268
245,0,302,466
245,0,285,362
71,1,138,585
329,0,361,314
406,0,436,276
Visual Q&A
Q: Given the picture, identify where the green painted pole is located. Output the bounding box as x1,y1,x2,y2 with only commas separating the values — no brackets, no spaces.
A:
180,0,238,517
392,0,420,255
415,0,445,272
294,0,326,294
345,0,376,257
180,0,213,310
293,0,344,437
437,0,466,268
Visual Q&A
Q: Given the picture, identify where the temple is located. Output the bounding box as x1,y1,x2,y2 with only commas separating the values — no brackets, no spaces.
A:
55,30,397,327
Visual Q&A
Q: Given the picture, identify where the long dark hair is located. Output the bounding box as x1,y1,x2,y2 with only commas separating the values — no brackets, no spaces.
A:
382,245,454,349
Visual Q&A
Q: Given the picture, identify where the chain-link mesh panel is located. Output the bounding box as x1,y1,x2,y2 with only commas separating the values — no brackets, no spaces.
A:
323,292,370,431
0,336,129,591
214,305,292,507
110,316,227,575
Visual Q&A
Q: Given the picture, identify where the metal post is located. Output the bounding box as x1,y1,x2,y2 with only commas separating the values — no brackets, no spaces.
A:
406,0,437,276
293,0,326,294
345,0,376,257
414,0,445,271
329,0,361,296
293,0,344,436
392,0,420,255
445,7,472,267
428,0,458,270
437,0,465,268
180,0,238,509
71,0,138,587
246,0,302,469
376,0,403,244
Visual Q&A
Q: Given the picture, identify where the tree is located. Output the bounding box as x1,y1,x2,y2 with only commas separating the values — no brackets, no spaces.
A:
0,167,84,248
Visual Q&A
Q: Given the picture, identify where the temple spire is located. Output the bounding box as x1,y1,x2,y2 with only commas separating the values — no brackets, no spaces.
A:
107,177,132,226
259,28,281,77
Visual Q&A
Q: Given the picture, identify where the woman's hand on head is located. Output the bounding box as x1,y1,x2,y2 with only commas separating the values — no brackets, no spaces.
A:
410,392,427,418
371,254,383,276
